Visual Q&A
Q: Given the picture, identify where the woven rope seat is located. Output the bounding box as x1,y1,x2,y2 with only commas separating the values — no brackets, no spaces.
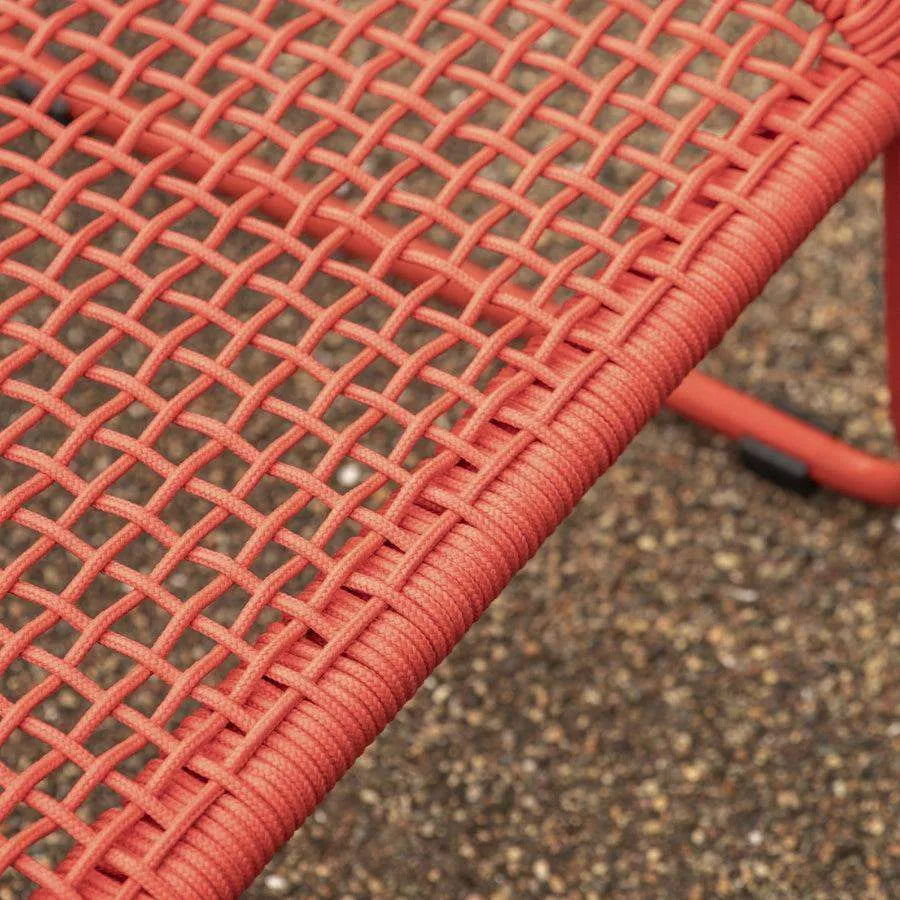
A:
0,0,898,895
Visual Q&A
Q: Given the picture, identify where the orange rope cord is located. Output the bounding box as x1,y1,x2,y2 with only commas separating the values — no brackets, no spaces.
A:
4,26,897,512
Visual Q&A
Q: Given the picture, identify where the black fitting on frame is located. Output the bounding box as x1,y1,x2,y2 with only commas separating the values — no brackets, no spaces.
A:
737,437,817,496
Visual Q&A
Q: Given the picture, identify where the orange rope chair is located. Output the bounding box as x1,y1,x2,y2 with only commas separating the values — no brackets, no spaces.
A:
0,0,898,895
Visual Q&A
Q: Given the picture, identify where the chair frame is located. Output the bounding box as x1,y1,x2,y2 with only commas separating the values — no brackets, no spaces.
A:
668,138,900,505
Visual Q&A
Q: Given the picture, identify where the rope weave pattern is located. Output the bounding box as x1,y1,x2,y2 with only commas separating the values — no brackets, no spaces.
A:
0,0,898,895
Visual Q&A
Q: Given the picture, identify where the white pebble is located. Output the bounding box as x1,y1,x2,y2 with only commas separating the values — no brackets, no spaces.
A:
728,587,759,604
264,874,289,893
335,462,363,488
432,684,451,704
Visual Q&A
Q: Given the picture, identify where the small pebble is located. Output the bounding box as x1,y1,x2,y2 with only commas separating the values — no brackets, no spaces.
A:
335,461,364,488
532,859,550,882
263,874,289,893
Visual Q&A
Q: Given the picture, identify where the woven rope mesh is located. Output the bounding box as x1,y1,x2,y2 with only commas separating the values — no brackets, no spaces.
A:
0,0,897,894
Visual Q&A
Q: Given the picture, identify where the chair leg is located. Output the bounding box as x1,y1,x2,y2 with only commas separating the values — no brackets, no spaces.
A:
666,138,900,506
885,136,900,443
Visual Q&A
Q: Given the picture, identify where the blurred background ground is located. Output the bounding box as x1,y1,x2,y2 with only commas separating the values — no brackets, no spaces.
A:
249,162,899,898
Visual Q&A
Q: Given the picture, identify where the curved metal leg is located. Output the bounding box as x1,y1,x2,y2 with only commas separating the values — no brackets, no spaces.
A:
667,138,900,506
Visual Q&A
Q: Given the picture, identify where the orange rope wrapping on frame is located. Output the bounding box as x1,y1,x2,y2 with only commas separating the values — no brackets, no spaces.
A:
0,0,898,896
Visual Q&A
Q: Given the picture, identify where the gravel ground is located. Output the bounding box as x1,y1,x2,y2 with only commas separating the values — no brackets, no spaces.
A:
249,164,899,899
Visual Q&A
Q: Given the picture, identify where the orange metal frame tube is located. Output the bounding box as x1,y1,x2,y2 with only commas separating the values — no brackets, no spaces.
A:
668,139,900,506
2,36,898,504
